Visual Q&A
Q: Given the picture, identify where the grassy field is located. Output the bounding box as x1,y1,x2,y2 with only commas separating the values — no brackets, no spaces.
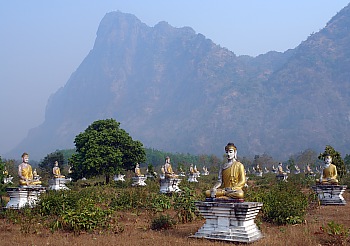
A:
1,175,349,246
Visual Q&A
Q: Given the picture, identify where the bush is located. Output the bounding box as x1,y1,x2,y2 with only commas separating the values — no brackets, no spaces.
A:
173,187,199,223
150,214,176,230
246,182,310,225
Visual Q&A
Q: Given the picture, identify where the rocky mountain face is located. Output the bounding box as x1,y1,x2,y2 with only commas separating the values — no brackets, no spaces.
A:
8,5,350,161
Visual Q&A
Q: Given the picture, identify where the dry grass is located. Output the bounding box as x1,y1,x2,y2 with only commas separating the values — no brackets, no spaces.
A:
0,192,349,246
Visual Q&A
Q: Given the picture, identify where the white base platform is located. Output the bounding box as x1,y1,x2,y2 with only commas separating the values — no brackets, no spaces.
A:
191,201,263,243
48,178,70,190
312,185,347,205
132,176,147,186
6,186,47,209
159,178,181,193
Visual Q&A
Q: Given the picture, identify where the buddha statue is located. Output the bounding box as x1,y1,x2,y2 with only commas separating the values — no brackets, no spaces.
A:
189,164,194,174
134,163,144,177
205,143,246,200
18,152,42,186
164,156,178,179
317,154,338,185
53,161,65,178
278,162,286,175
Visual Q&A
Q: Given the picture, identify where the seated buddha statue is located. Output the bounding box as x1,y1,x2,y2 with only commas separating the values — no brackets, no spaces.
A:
134,163,144,177
189,164,194,174
164,156,178,179
18,152,42,186
205,143,246,200
53,161,65,178
316,154,338,185
277,162,286,175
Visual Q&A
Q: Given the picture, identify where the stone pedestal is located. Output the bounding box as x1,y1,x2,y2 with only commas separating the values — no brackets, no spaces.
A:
132,176,147,186
3,177,13,184
159,178,181,193
191,201,263,243
188,174,198,183
255,172,263,177
276,174,288,182
48,178,70,190
312,185,347,205
6,186,47,209
113,174,125,182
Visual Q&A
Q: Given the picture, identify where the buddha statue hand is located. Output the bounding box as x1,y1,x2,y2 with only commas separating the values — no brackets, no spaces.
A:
210,188,217,198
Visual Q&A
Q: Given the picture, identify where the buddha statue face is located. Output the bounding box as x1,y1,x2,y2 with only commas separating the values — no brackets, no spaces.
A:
55,161,58,167
22,154,29,163
226,147,236,161
325,155,332,167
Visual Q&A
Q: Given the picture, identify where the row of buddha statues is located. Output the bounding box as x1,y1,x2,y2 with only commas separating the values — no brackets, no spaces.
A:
2,152,69,188
248,163,320,176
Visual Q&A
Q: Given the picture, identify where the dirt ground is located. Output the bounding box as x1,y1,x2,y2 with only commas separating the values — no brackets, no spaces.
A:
0,192,349,246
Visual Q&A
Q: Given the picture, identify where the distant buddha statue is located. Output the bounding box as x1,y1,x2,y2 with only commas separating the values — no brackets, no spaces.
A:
18,152,41,186
205,143,245,200
53,161,65,178
134,163,143,177
164,156,178,179
305,164,314,175
317,154,338,185
189,164,194,174
278,162,286,175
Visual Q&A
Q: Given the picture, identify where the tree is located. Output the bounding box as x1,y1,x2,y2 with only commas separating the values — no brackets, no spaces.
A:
69,119,146,184
344,154,350,171
39,151,65,176
318,145,346,179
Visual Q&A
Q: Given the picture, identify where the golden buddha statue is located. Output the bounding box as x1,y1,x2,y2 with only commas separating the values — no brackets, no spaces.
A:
316,154,338,185
205,143,246,199
164,156,178,179
277,162,286,175
53,161,65,178
18,152,42,186
134,163,143,177
189,164,194,174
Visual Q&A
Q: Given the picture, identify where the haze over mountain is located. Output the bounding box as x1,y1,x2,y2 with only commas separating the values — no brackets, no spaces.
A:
7,5,350,161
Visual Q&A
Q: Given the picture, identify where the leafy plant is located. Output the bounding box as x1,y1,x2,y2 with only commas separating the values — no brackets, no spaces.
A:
173,187,199,223
321,221,350,246
150,214,176,230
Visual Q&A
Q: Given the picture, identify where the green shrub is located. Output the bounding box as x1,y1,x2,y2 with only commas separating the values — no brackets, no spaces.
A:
150,214,176,230
246,182,310,225
321,221,350,246
173,187,199,223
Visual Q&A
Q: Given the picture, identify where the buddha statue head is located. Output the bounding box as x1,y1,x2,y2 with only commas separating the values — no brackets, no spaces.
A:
225,142,237,161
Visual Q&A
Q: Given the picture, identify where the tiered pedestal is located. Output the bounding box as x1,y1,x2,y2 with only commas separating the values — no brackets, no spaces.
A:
312,185,347,205
132,176,147,186
48,178,70,190
113,174,125,182
255,172,263,177
188,174,198,183
6,186,47,209
159,178,181,193
276,174,288,182
3,177,13,184
191,201,263,243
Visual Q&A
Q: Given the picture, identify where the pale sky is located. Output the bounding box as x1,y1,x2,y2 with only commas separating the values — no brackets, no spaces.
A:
0,0,349,156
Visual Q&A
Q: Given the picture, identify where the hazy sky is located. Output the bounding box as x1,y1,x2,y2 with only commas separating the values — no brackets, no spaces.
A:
1,1,349,157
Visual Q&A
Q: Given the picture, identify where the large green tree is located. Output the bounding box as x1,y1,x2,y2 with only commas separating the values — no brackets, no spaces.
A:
69,119,146,184
318,145,346,179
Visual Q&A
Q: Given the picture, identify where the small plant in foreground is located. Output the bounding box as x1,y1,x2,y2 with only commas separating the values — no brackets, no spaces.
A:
150,214,176,230
320,221,350,246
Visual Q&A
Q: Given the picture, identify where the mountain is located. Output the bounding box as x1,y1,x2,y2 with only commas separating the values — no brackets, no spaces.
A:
7,6,350,161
